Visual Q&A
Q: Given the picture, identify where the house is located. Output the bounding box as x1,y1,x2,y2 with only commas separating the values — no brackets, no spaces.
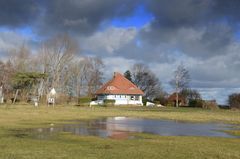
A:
168,92,187,106
93,72,144,106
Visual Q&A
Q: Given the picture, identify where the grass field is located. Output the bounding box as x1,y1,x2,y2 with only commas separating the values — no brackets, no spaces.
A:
0,104,239,159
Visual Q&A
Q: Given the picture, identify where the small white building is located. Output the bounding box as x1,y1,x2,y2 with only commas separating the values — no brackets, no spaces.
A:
94,72,144,106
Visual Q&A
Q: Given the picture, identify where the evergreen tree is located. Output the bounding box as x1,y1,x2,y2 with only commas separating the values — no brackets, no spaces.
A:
124,70,133,82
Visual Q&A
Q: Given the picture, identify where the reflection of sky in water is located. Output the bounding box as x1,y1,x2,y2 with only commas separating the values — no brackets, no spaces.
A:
106,117,236,138
30,117,239,139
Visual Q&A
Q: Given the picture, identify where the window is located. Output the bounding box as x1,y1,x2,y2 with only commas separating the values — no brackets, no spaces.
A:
135,96,139,101
130,96,139,101
98,95,104,100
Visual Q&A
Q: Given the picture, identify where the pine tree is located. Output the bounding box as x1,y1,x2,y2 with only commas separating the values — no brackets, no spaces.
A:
124,70,133,82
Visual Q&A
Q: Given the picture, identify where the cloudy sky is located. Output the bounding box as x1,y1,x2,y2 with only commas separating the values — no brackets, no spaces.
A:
1,0,240,104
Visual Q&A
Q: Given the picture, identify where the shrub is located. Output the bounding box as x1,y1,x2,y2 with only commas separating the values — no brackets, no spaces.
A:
56,94,70,104
167,103,174,107
103,100,115,107
153,97,168,106
189,99,203,108
142,98,154,106
142,98,148,106
10,98,20,103
79,97,92,103
202,100,218,109
103,99,115,106
228,93,240,109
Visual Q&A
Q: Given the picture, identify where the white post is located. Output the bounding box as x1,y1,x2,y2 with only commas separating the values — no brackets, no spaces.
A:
34,101,38,107
53,98,55,107
139,96,143,105
0,86,3,104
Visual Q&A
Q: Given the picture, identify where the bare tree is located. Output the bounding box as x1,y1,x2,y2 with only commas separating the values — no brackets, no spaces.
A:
82,57,104,96
66,58,86,103
132,63,162,100
0,60,15,100
9,44,31,72
39,34,79,94
170,64,190,107
0,60,5,84
66,57,104,102
180,88,201,101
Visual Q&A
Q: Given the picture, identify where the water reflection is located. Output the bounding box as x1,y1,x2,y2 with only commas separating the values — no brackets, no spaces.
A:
29,117,239,139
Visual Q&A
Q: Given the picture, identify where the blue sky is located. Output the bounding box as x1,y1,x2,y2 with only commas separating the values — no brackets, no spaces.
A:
111,5,154,29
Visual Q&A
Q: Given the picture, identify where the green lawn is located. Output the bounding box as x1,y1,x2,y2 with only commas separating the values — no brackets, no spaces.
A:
0,104,239,159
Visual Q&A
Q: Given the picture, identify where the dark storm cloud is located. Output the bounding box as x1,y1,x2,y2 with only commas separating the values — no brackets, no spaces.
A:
0,0,40,27
1,0,240,39
38,0,139,35
146,0,213,28
212,0,240,22
146,0,240,28
140,0,240,59
115,40,177,63
0,0,140,35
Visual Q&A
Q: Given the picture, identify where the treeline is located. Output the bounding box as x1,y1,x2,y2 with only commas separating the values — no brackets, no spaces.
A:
0,32,168,105
0,34,239,109
124,64,240,109
228,93,240,109
0,34,104,104
123,65,206,108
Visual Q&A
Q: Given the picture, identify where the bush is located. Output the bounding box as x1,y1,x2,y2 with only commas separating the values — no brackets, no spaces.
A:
167,103,174,107
103,99,115,106
228,93,240,109
142,98,154,106
189,99,203,108
10,98,20,103
56,94,70,104
202,100,218,109
142,98,148,106
153,97,168,106
79,97,92,103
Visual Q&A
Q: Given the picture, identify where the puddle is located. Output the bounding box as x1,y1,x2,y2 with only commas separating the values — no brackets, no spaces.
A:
11,117,240,139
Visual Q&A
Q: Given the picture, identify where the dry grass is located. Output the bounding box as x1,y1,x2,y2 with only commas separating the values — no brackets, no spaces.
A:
0,104,239,129
0,104,239,159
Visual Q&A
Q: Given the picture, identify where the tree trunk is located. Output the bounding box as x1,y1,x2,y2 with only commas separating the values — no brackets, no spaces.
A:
77,84,81,105
176,91,179,107
176,80,179,107
13,89,19,104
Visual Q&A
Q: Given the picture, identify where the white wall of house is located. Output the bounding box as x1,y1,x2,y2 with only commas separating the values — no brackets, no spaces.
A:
97,94,143,105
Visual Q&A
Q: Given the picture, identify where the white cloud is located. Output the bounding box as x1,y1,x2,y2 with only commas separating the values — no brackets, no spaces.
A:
198,88,240,104
0,30,31,59
81,27,137,55
102,56,136,80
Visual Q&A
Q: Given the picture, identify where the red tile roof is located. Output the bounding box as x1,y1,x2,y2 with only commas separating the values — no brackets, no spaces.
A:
96,72,144,95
